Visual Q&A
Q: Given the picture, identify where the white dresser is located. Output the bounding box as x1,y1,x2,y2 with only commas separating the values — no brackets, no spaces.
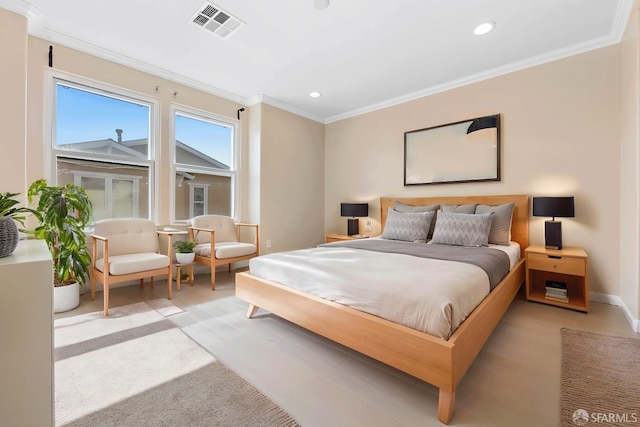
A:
0,240,53,426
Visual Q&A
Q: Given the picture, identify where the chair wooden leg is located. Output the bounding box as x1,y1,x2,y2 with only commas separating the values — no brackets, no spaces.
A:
104,283,110,317
228,263,232,273
139,278,144,289
151,276,154,288
167,272,172,300
91,274,96,301
176,266,182,291
210,258,216,290
247,304,259,318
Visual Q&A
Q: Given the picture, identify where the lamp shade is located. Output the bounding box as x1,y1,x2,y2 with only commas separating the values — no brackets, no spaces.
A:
340,203,368,218
467,116,498,134
532,197,575,219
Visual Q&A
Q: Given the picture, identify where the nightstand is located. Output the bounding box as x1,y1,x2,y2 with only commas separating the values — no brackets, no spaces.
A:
325,233,368,243
525,245,589,312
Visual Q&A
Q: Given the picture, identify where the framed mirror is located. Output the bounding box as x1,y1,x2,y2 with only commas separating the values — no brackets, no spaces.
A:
404,114,501,185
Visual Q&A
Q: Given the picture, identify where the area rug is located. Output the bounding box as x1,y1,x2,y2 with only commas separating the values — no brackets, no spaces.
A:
560,328,640,427
54,300,300,427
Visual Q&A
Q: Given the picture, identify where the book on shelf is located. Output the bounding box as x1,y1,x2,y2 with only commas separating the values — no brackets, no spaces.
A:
545,280,567,290
545,294,569,303
545,288,567,296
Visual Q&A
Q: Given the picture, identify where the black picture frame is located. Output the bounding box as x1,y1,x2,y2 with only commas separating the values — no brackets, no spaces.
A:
404,114,501,186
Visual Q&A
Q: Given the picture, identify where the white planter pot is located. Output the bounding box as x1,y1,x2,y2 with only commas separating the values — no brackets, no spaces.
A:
175,252,195,265
54,282,80,313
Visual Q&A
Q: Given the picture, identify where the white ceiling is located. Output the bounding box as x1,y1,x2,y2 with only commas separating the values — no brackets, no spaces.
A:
2,0,634,123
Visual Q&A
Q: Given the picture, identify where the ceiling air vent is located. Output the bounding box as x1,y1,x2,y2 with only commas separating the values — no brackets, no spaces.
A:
191,2,244,39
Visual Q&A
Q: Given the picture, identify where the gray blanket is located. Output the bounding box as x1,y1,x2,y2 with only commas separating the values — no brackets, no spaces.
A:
320,239,510,290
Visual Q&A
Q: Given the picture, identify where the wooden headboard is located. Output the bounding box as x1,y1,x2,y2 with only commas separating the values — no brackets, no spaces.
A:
380,195,529,256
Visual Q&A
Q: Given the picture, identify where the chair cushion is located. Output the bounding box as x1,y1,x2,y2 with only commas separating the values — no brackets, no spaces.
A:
94,218,160,257
194,242,256,259
191,215,238,243
95,253,170,276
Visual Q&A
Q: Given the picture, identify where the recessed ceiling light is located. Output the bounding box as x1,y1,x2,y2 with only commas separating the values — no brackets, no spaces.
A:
309,91,322,98
474,21,496,36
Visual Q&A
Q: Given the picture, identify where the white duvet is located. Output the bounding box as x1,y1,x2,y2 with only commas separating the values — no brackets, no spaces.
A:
249,245,514,340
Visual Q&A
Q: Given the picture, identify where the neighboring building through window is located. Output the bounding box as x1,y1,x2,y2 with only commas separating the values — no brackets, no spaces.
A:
53,77,154,223
172,108,237,222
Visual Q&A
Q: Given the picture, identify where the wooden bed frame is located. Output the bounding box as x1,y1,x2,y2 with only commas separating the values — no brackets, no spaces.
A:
235,195,529,424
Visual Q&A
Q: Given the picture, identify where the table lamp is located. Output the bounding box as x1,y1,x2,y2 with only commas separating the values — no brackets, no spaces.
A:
532,196,575,250
340,203,368,236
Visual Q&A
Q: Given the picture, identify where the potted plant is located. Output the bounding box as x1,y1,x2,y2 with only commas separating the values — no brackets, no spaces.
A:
173,239,196,265
0,192,41,257
28,179,93,313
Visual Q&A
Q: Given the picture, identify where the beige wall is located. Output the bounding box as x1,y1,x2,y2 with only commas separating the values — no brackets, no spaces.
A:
620,0,640,322
325,46,622,298
24,36,248,226
0,9,28,195
257,103,325,253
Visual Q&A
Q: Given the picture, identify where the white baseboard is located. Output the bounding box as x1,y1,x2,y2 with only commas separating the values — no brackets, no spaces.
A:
590,292,640,333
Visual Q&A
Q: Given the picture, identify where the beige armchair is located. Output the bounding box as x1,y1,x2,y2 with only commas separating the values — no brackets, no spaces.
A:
189,215,259,290
91,218,174,316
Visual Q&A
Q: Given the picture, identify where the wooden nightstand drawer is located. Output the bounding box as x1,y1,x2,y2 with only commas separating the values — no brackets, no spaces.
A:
527,253,586,276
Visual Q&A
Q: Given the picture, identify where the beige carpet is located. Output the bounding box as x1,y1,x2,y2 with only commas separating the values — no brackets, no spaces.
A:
54,300,300,427
560,328,640,427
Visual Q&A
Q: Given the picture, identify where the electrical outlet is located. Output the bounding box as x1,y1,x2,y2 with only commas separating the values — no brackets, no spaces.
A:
365,219,372,232
266,240,272,248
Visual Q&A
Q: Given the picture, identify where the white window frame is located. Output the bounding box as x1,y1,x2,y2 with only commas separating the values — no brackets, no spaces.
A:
169,103,239,224
72,171,141,219
45,70,159,222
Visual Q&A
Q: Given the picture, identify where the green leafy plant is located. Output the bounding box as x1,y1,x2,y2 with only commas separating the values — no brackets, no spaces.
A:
0,192,41,231
173,239,196,253
28,179,93,287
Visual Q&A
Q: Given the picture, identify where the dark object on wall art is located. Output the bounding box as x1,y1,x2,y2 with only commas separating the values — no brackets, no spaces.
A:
532,196,575,250
340,203,368,235
404,114,500,185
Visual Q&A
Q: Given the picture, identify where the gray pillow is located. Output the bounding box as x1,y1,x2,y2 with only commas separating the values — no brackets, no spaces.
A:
430,212,494,247
382,208,434,243
441,203,477,214
394,202,440,238
475,202,515,245
394,201,440,213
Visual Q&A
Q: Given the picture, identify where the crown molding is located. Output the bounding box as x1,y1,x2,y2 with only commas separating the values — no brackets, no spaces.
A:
326,36,630,123
325,0,634,124
33,26,249,107
0,0,36,16
2,0,634,125
254,95,325,123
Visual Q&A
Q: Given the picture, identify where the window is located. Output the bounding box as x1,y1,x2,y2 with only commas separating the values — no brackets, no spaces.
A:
52,77,154,223
72,170,142,220
172,107,237,222
189,183,209,218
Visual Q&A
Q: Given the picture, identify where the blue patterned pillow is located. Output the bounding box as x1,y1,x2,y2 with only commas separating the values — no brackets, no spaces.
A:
382,208,434,243
430,212,494,247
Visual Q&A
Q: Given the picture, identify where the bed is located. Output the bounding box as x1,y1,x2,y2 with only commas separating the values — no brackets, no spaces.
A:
235,194,529,424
